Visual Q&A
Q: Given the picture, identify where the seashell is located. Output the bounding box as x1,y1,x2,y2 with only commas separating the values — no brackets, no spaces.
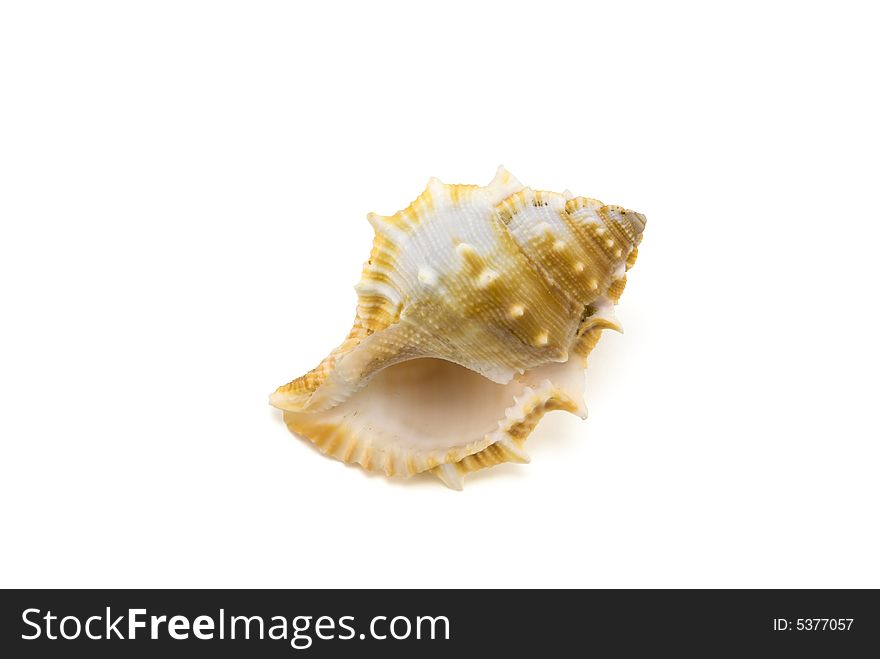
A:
270,167,645,489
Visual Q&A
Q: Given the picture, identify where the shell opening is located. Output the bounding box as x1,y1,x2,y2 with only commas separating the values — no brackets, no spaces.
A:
282,356,586,486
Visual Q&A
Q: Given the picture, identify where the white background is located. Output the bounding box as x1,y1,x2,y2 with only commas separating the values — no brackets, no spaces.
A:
1,1,878,588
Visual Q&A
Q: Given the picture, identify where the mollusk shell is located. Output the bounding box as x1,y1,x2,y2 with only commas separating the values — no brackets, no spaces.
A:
270,167,645,488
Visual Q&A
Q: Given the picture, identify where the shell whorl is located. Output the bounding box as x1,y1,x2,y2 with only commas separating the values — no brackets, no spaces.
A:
272,167,644,413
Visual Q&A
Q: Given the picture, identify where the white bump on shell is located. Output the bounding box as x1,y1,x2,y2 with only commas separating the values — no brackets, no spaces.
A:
418,266,438,286
477,268,499,288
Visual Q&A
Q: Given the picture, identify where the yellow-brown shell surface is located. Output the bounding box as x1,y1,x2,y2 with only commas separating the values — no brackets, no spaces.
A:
270,168,645,488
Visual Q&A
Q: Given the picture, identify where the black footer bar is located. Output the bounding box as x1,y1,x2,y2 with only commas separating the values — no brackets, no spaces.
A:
2,589,877,656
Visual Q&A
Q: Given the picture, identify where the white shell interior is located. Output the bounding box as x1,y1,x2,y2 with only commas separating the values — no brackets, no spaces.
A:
283,356,587,481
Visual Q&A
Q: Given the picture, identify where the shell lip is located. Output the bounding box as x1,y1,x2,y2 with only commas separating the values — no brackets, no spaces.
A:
269,389,303,411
